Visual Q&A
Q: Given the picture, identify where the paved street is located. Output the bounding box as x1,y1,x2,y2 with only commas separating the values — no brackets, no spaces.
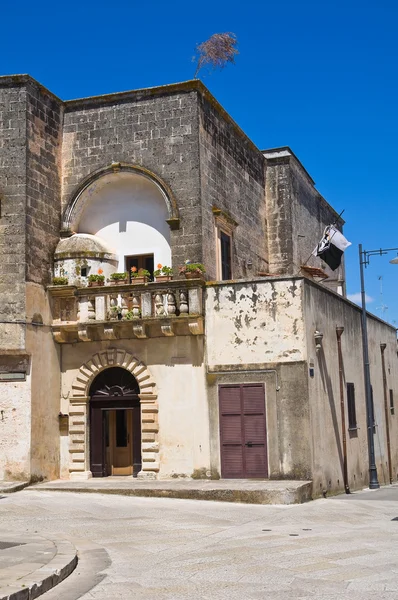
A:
0,486,398,599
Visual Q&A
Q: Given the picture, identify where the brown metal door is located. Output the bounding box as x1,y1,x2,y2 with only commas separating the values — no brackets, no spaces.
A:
219,384,268,479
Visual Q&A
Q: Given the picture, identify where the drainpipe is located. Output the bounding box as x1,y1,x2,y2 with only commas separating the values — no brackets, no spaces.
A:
380,343,393,484
336,326,350,493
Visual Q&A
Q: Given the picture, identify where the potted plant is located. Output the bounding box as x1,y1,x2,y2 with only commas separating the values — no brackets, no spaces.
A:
153,264,173,282
52,276,69,286
109,305,122,320
88,270,105,287
109,272,129,285
130,267,150,284
179,261,206,280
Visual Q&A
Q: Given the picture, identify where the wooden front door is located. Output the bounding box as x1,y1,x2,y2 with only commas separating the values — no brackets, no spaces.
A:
219,384,268,479
89,367,142,477
107,410,133,475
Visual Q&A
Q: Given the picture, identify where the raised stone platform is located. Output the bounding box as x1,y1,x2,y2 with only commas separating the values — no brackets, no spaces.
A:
0,533,77,600
31,478,313,505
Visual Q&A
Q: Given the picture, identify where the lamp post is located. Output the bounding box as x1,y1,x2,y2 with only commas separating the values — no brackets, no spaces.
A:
359,245,398,489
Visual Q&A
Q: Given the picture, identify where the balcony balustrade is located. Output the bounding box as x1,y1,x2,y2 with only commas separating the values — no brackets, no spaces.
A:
48,279,205,343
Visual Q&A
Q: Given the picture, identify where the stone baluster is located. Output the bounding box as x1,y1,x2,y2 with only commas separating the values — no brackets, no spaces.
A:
76,299,80,322
87,297,95,320
166,292,176,315
131,293,141,318
154,293,165,316
121,294,130,319
109,294,118,320
179,290,189,314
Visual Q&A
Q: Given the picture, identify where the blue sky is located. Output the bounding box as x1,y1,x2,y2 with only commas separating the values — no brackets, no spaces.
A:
2,0,398,324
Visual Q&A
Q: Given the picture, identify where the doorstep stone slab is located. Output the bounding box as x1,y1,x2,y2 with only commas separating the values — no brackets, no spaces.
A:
0,482,29,495
31,478,313,505
0,533,77,600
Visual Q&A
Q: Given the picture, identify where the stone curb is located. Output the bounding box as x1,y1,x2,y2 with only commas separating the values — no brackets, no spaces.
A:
0,482,29,494
0,540,77,600
33,482,312,505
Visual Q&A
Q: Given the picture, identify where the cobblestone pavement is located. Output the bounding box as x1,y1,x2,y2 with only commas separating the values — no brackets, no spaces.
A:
0,486,398,600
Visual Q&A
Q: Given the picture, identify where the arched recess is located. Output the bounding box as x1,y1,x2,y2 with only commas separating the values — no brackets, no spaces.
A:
61,163,180,234
68,349,159,480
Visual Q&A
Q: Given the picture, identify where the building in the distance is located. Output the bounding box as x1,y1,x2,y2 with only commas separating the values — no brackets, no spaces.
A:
0,75,396,495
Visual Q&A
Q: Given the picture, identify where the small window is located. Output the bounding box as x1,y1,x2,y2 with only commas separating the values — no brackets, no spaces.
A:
347,383,357,430
81,267,88,277
125,254,154,281
217,229,232,280
390,390,395,415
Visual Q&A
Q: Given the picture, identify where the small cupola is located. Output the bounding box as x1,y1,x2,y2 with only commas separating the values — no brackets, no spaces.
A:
54,233,118,285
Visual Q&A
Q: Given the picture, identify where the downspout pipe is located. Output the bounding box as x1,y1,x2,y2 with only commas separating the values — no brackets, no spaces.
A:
336,326,350,494
380,343,393,484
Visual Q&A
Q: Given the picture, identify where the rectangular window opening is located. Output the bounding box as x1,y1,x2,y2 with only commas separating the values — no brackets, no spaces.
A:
125,254,154,281
217,228,232,281
390,389,395,415
347,382,357,430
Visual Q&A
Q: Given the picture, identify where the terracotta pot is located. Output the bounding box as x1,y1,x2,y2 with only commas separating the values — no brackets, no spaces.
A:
111,279,129,285
88,281,105,287
155,275,173,282
184,271,204,280
131,276,148,284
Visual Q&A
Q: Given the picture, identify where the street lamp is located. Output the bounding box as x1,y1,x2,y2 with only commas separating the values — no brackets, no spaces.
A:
359,245,398,489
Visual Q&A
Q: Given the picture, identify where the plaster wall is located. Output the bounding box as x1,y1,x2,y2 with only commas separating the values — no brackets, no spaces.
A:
60,337,210,479
303,280,398,495
78,173,171,272
0,374,31,481
205,278,305,367
205,278,311,480
26,283,61,481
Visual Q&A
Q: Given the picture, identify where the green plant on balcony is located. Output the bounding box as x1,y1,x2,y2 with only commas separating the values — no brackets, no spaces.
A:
153,264,173,281
109,272,129,284
52,276,69,286
179,261,206,279
130,267,151,283
87,273,105,287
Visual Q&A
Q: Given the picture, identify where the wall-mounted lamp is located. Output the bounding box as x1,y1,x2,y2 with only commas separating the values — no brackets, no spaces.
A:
314,330,324,351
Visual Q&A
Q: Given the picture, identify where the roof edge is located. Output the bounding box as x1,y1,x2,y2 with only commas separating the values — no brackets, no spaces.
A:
0,73,63,104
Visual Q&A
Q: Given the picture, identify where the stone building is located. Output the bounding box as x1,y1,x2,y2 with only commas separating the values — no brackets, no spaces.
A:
0,74,396,495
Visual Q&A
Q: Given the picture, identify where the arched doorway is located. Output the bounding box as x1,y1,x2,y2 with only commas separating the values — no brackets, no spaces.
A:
89,367,141,477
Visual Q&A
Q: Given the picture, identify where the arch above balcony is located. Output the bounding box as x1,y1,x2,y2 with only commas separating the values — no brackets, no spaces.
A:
61,162,180,236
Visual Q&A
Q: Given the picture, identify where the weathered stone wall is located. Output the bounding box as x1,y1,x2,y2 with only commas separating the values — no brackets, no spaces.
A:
0,80,27,349
198,94,267,280
26,82,63,285
26,283,61,482
304,279,398,495
265,149,344,291
62,88,201,271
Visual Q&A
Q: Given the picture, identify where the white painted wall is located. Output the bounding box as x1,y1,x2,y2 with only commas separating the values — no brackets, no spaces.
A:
77,173,171,273
206,279,306,367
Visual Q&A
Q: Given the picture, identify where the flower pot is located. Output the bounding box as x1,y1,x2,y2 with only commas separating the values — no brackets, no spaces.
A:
111,279,129,285
88,281,105,287
131,276,148,285
155,275,173,282
184,272,204,280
